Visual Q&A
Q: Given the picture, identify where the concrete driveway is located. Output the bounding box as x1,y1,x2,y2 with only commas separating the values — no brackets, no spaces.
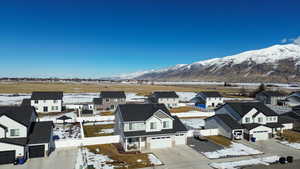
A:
187,137,223,153
0,147,78,169
147,145,213,169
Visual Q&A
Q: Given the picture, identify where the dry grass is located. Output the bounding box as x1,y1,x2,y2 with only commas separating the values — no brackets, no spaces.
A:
0,82,243,96
279,130,300,143
86,144,154,169
206,135,232,147
83,124,114,137
169,106,200,113
101,111,114,116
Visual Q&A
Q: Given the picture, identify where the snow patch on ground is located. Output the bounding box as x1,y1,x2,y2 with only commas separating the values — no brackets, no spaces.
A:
148,154,163,165
180,118,205,129
99,128,114,134
40,112,77,122
0,94,30,105
126,93,147,102
53,123,81,140
176,92,197,102
83,121,115,126
203,143,263,159
210,156,279,169
280,141,300,150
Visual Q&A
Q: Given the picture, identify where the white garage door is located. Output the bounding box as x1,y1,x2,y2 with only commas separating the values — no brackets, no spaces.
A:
175,134,186,145
253,131,270,140
150,136,172,149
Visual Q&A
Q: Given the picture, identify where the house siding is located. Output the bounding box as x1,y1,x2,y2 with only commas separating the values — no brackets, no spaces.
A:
31,99,62,113
0,116,27,138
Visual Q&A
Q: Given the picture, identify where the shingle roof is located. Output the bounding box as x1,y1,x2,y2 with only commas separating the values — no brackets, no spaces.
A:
82,110,93,114
31,91,63,100
153,91,179,98
118,104,171,122
242,123,262,130
0,106,36,126
28,121,53,144
93,98,103,104
209,114,242,130
257,91,286,97
21,99,31,106
226,102,277,117
100,91,126,98
0,138,27,146
200,91,222,98
124,116,187,137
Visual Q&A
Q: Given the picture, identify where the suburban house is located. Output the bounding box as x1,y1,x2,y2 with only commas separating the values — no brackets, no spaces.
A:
280,106,300,130
149,91,179,109
100,91,126,111
30,91,63,113
206,102,293,141
114,104,187,151
255,91,287,105
93,98,103,110
191,91,224,109
0,106,54,165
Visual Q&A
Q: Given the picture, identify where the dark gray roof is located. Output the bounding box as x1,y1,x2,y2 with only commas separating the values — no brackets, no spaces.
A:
0,106,36,127
257,91,286,97
82,110,93,114
93,98,103,104
191,97,205,104
152,91,179,98
226,102,277,117
124,116,187,137
57,115,72,121
21,99,31,106
208,114,242,130
200,91,222,98
0,138,27,146
31,91,63,100
28,121,53,144
278,116,295,124
242,123,262,130
118,104,171,122
265,123,284,128
100,91,126,98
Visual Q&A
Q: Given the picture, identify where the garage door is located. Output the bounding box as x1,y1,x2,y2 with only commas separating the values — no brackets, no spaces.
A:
175,134,186,145
150,136,172,149
253,131,270,140
29,145,45,158
0,151,15,164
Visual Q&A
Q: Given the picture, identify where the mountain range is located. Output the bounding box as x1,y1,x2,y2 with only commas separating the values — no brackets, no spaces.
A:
117,44,300,83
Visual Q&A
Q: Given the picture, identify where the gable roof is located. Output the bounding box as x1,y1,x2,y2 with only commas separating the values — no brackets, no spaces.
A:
257,91,286,97
0,138,27,146
118,104,171,122
0,106,36,127
226,102,277,117
21,99,31,106
100,91,126,98
200,91,222,98
28,121,54,144
210,114,242,130
31,91,63,100
152,91,179,98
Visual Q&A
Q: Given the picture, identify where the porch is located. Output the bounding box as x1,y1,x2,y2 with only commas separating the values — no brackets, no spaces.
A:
124,137,146,152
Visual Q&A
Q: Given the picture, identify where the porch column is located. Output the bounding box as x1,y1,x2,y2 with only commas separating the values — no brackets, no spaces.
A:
139,137,142,151
125,138,128,151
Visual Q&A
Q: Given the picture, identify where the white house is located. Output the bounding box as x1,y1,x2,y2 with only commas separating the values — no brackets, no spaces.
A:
114,104,187,151
192,91,224,109
149,91,179,109
0,106,54,165
206,102,294,141
30,91,63,113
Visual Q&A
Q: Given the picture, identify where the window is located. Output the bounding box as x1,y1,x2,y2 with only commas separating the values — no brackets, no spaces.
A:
245,117,250,123
106,98,109,102
10,129,20,136
53,100,58,103
34,100,38,104
163,121,169,128
52,106,58,110
129,123,133,130
258,117,263,123
150,122,156,129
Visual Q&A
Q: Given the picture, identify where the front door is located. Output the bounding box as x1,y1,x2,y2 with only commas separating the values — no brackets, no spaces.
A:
43,106,48,112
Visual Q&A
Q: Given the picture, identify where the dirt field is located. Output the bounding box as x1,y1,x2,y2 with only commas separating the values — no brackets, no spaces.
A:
0,82,245,96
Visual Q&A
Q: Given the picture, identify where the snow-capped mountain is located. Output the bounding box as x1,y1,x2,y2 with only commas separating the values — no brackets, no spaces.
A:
118,44,300,82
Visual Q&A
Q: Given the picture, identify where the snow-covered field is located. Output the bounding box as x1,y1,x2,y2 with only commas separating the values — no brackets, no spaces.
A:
0,94,30,105
279,141,300,150
203,143,263,159
210,156,279,169
53,123,81,139
180,118,205,129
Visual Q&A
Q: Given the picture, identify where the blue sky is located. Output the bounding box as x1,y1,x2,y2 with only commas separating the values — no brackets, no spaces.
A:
0,0,300,78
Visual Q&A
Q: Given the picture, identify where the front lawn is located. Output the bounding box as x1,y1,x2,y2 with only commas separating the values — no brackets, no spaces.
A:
84,144,161,169
279,130,300,143
83,124,114,137
206,135,232,147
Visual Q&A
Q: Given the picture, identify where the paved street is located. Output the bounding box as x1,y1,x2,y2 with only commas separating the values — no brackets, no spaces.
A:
0,147,78,169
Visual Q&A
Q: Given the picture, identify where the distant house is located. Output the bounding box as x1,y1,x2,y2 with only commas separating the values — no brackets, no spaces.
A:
93,98,103,110
255,91,286,105
100,91,126,111
115,104,187,151
149,91,179,109
191,91,224,109
30,91,63,113
283,91,300,107
0,106,54,164
206,102,293,141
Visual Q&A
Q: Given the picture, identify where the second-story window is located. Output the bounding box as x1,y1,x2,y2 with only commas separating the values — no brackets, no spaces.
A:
106,98,109,102
34,100,39,104
53,100,58,103
129,123,133,130
245,117,250,123
150,122,156,129
258,117,263,123
10,129,20,136
163,121,169,128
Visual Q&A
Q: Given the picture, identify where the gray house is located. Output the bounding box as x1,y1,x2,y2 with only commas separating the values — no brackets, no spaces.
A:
114,104,187,151
255,91,286,105
149,91,179,109
100,91,126,111
0,106,54,164
206,102,293,141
